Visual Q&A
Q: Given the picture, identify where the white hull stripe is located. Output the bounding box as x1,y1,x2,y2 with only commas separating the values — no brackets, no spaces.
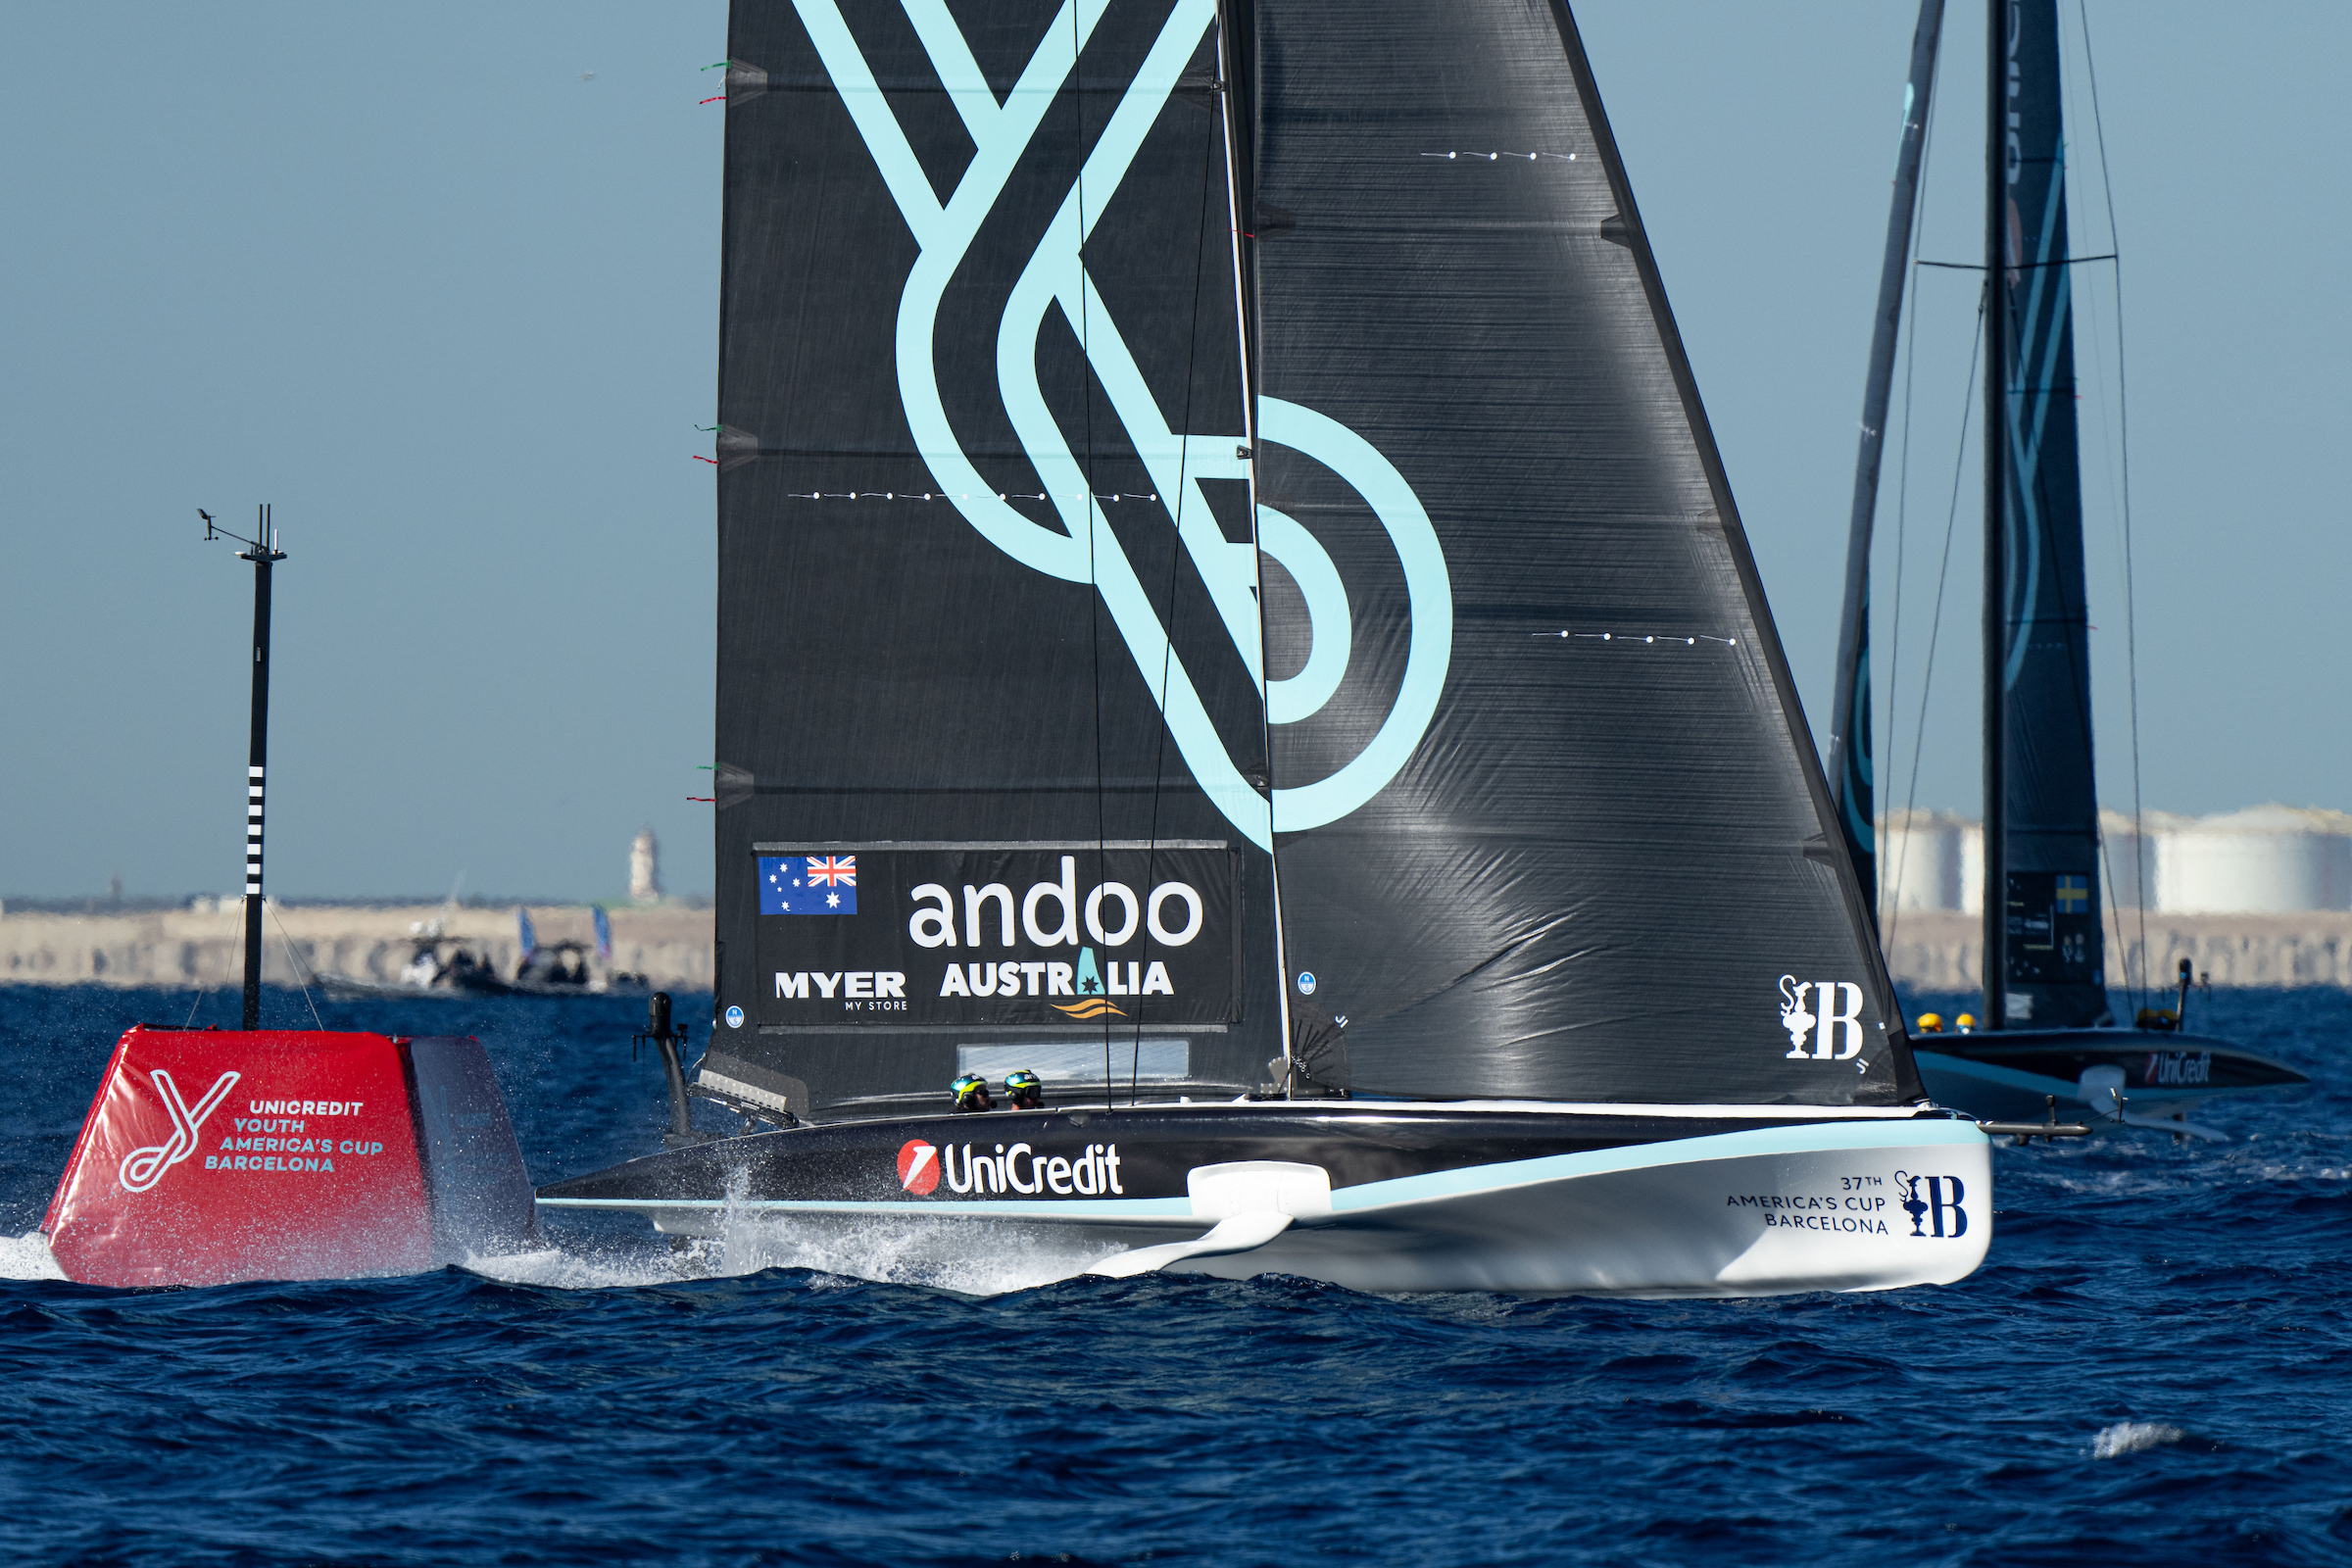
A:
1329,1116,1982,1211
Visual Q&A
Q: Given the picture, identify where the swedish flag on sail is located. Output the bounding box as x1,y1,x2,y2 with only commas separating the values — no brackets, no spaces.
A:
2055,874,2089,912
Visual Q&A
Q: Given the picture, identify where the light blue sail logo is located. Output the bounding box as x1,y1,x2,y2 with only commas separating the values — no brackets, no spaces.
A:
1998,111,2071,694
796,0,1451,851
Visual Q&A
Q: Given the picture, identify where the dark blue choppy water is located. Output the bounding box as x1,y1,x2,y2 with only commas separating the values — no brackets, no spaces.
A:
2,982,2347,1567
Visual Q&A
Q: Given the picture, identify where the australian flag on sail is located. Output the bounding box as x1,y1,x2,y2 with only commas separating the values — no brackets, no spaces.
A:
760,855,857,915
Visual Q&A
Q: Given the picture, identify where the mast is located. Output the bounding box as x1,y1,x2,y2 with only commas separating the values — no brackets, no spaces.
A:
1982,0,2009,1029
1978,0,2105,1031
207,504,284,1030
1215,0,1293,1091
241,510,283,1031
1829,0,1945,929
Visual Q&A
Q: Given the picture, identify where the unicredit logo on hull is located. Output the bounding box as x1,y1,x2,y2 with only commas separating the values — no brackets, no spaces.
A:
898,1139,941,1196
894,1138,1124,1199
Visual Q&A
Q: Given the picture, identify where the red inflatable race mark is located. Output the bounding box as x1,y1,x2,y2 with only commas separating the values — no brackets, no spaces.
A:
43,1027,537,1289
898,1139,940,1196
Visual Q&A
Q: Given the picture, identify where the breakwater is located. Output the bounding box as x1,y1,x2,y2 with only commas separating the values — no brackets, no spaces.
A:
9,906,2349,997
0,905,713,991
1881,910,2352,991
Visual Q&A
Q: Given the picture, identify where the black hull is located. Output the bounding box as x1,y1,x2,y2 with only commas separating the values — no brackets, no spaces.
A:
1914,1029,2307,1128
538,1102,1939,1211
534,1101,1993,1296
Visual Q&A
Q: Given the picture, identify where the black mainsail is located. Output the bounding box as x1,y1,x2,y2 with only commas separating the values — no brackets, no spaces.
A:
705,1,1280,1114
1983,0,2104,1029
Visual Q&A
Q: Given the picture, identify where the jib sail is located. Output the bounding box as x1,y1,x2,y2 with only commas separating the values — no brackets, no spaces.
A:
1247,2,1917,1103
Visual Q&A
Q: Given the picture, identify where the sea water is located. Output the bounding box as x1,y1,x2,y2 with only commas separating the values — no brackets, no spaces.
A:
1,982,2345,1566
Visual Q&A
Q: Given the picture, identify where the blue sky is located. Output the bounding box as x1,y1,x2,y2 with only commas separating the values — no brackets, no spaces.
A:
4,3,2343,900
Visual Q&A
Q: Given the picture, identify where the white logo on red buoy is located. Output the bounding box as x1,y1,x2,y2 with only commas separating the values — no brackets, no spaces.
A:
898,1139,940,1196
119,1069,241,1194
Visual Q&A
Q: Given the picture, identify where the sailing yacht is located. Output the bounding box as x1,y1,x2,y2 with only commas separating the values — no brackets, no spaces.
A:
537,0,1992,1294
1825,0,2305,1140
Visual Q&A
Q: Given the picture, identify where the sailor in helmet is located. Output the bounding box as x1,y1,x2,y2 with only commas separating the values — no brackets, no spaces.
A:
1004,1069,1045,1110
950,1072,994,1113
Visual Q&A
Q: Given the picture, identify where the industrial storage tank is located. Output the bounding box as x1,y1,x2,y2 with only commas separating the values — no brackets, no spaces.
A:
2155,806,2352,913
1878,810,1967,911
1868,805,2352,915
2095,808,2188,911
1959,820,1984,916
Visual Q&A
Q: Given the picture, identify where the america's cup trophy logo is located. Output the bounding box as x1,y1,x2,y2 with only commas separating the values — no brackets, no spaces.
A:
1777,977,1817,1055
1778,975,1866,1061
785,0,1453,846
117,1069,241,1193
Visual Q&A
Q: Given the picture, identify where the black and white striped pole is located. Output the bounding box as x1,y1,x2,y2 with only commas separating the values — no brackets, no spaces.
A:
204,505,284,1030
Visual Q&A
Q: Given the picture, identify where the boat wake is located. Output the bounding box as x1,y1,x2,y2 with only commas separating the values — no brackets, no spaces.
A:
3,1218,1105,1298
0,1232,66,1282
2090,1421,2185,1459
711,1214,1110,1295
455,1243,710,1293
472,1212,1122,1297
2009,1136,2352,1200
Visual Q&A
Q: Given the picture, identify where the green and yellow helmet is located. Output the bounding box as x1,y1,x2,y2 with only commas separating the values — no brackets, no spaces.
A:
950,1073,992,1111
1004,1068,1044,1107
